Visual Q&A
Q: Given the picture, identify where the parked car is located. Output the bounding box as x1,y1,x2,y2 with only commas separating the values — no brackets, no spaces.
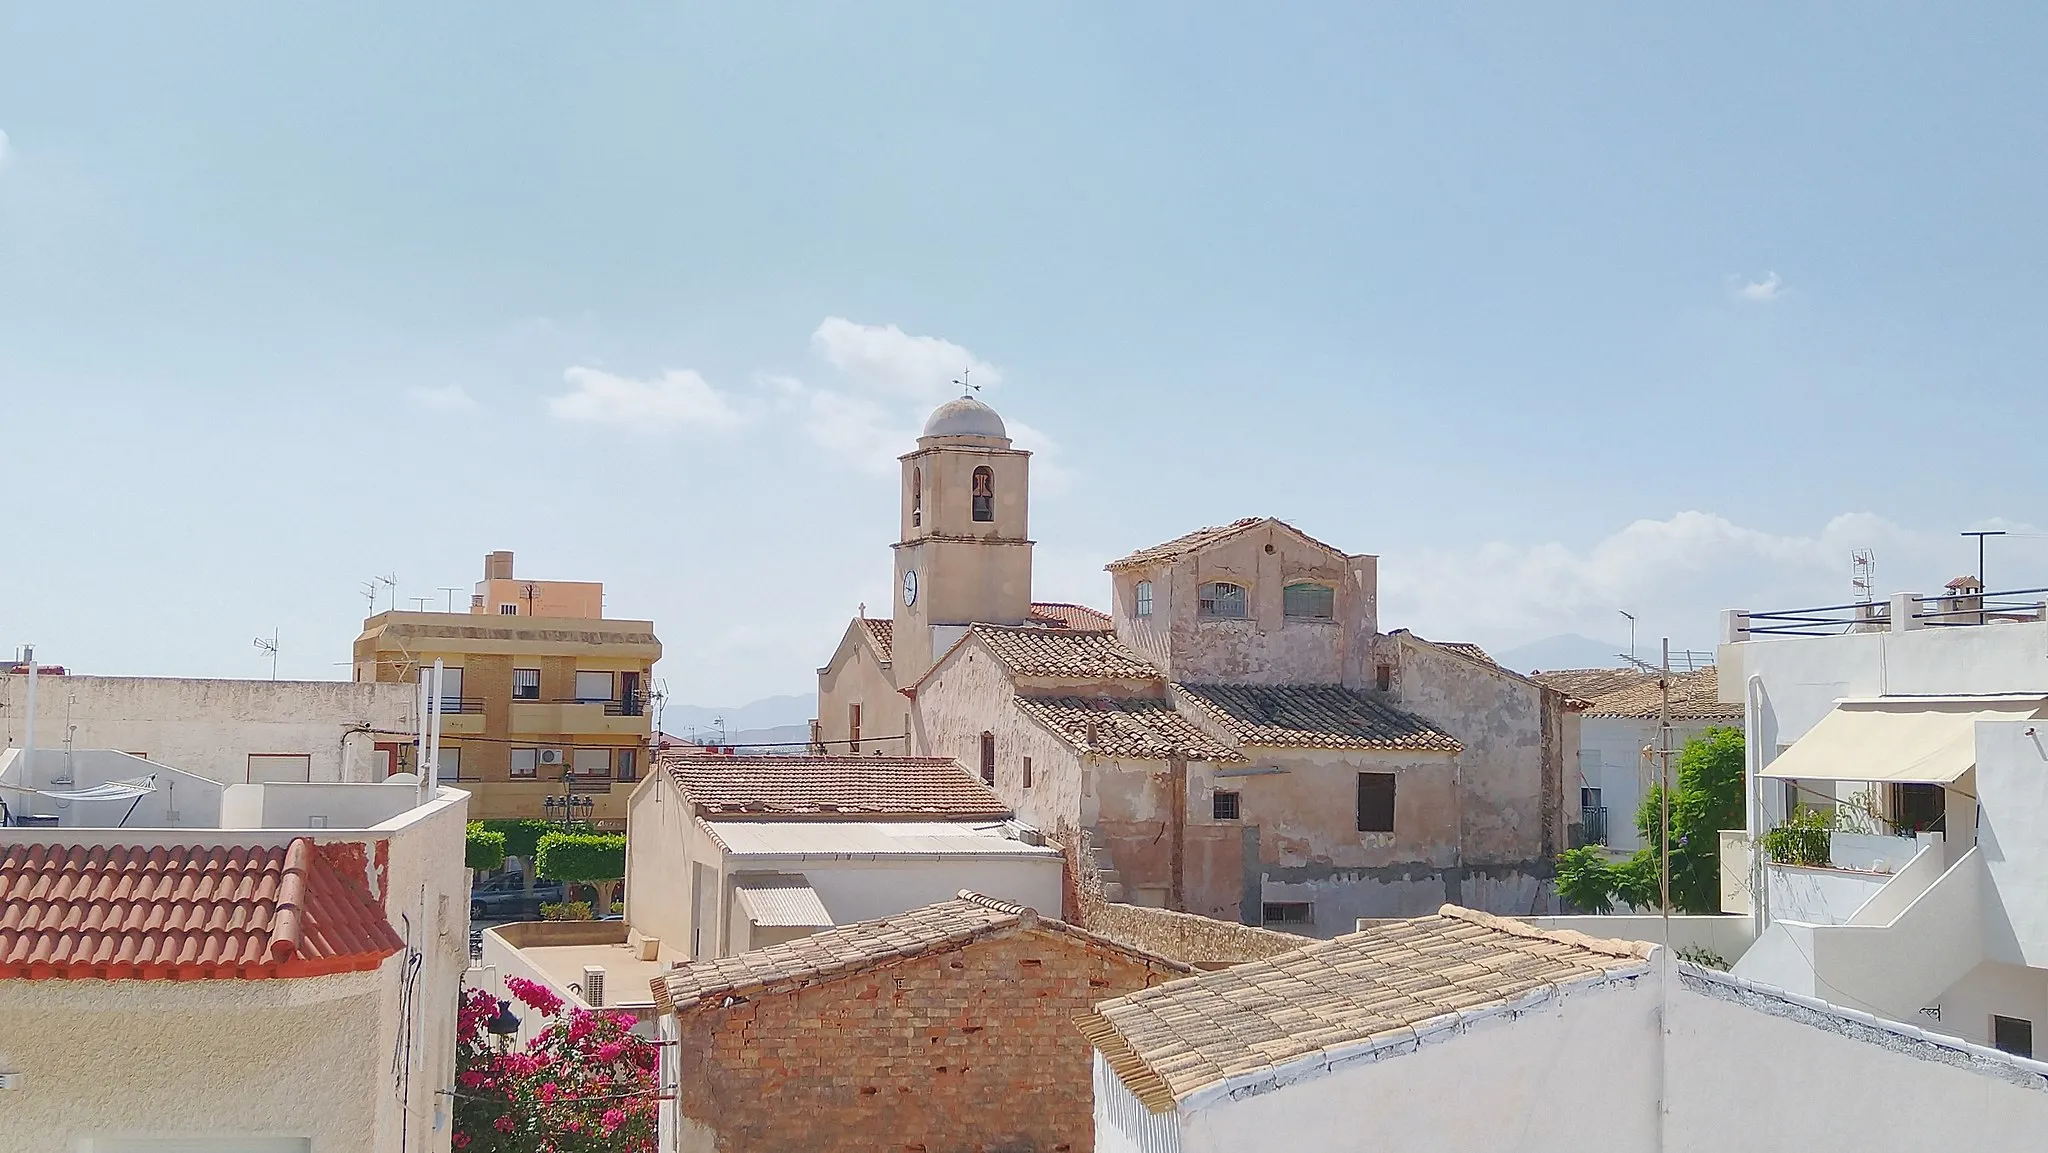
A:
470,873,567,919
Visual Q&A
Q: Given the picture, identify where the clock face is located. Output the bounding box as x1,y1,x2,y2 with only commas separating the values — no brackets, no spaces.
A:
902,569,918,607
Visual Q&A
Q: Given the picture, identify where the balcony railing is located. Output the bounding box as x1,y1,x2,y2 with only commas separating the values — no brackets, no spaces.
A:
1580,806,1609,847
551,695,646,717
1733,588,2048,638
435,697,486,714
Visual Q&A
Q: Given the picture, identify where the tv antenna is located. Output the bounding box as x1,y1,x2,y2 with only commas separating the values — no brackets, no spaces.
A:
377,573,398,612
253,631,279,680
438,587,462,613
409,597,431,612
360,581,379,615
1962,530,2007,589
953,366,979,397
1618,610,1636,665
522,582,540,615
1851,550,1876,603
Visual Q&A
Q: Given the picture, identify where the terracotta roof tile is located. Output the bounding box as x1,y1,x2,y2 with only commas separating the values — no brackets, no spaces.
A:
1436,642,1494,666
0,838,403,980
970,625,1159,680
1528,667,1737,720
859,617,893,663
1173,684,1461,752
1076,906,1652,1112
1107,517,1350,570
1015,696,1244,761
1029,602,1113,630
661,753,1013,820
652,891,1189,1014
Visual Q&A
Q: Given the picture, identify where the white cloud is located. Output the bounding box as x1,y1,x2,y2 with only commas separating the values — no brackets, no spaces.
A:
1381,511,2048,655
761,372,912,476
1738,272,1783,302
408,383,480,412
548,366,746,431
811,317,999,402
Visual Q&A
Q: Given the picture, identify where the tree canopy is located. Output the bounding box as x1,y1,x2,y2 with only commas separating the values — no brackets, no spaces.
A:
1554,725,1744,915
466,823,507,873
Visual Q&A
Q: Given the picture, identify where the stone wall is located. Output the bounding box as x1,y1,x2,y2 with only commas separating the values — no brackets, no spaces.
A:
669,928,1181,1153
1081,901,1304,968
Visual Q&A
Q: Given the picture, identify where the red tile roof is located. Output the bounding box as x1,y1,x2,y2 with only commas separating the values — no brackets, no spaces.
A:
858,617,894,663
1107,517,1351,570
1014,696,1244,762
0,838,404,980
969,625,1160,680
661,753,1014,821
1173,683,1462,752
1528,667,1738,721
1029,602,1113,630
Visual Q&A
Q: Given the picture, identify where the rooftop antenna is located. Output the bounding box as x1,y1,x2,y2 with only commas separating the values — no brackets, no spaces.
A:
953,366,979,397
378,573,399,613
438,587,461,613
360,581,379,615
253,631,279,680
1619,610,1636,666
1851,549,1876,603
409,597,431,612
522,582,540,615
1962,530,2007,589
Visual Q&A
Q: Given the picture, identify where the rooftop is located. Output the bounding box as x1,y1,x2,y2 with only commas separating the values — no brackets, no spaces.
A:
699,819,1059,858
967,624,1160,680
1028,602,1114,631
0,838,404,980
1528,667,1738,720
1077,906,1650,1112
661,753,1013,821
922,395,1008,440
1107,517,1351,571
1173,683,1462,752
651,891,1189,1015
858,617,894,663
485,921,684,1010
1014,696,1244,761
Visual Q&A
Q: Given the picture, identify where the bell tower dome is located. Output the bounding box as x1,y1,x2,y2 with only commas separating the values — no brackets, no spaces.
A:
891,391,1034,685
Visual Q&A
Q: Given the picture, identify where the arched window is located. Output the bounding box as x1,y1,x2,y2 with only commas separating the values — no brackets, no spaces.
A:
911,467,922,528
971,466,995,522
1198,582,1248,619
1135,580,1154,618
1283,582,1335,620
979,731,996,784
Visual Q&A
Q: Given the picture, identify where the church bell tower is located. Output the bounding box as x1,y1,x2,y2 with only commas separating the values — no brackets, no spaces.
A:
892,391,1034,686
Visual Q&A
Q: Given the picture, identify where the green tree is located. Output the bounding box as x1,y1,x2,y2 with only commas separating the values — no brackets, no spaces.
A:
1554,725,1744,915
534,831,627,916
479,819,562,891
466,823,507,873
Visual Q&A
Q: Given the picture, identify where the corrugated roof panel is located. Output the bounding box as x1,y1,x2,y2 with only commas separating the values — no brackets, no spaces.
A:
733,876,833,928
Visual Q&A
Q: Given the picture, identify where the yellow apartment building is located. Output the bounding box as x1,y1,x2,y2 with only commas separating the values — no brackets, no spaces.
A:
353,550,662,828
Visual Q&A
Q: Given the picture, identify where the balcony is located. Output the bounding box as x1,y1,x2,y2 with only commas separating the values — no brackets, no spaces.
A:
432,698,487,736
509,699,649,736
1578,806,1609,847
1730,586,2048,639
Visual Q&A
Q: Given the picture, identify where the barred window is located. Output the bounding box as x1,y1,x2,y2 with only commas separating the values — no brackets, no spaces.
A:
1135,581,1154,618
1198,582,1247,619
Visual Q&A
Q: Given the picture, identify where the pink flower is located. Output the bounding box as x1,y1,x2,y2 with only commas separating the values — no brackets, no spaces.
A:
506,976,564,1016
600,1107,626,1136
596,1041,624,1063
494,1115,516,1133
538,1081,558,1105
451,1134,471,1150
566,1012,595,1043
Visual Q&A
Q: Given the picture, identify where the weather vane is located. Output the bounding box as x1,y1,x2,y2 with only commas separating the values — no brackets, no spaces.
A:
954,366,979,397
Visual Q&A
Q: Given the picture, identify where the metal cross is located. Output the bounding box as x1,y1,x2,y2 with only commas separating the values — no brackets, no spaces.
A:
954,366,979,396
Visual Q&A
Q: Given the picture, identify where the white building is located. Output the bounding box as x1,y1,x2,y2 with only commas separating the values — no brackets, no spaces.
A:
1705,589,2048,1058
0,761,470,1153
1,670,417,785
622,752,1064,961
1531,667,1740,851
1084,907,2048,1153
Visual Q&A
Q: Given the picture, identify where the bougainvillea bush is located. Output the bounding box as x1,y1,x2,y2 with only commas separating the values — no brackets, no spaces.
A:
453,976,659,1152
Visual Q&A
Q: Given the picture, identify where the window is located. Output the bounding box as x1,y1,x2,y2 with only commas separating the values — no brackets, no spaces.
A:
574,670,614,701
1135,580,1153,618
1197,582,1248,619
1892,782,1947,833
247,753,312,784
971,466,995,522
1357,772,1396,833
572,747,613,777
430,666,465,712
980,731,996,784
617,749,637,782
1581,786,1607,846
848,703,862,753
1375,663,1392,692
512,668,541,701
1263,901,1313,925
432,746,460,779
1213,790,1241,821
499,603,519,614
511,748,538,778
1023,756,1033,788
1283,582,1334,620
911,467,922,528
1994,1015,2034,1059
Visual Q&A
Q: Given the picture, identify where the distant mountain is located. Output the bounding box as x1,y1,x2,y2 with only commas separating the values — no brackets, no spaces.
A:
1493,634,1630,674
663,694,816,736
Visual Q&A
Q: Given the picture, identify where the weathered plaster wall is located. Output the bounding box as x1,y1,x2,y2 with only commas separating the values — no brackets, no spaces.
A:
1081,902,1303,967
1574,715,1727,851
0,674,414,785
815,622,905,755
910,636,1090,834
1113,526,1374,685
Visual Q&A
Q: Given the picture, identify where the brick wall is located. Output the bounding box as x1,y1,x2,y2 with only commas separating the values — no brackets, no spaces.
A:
1079,902,1302,968
671,929,1181,1152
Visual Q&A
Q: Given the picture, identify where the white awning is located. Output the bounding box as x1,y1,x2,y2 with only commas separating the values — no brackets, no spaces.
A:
1760,698,2046,784
733,876,833,928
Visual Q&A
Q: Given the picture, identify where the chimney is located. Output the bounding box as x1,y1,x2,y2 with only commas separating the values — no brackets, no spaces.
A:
486,551,515,581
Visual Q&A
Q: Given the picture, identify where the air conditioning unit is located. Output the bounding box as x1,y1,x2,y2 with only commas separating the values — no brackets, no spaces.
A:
538,749,565,767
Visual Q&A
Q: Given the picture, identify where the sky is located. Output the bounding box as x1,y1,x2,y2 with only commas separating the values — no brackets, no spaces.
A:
5,5,2048,705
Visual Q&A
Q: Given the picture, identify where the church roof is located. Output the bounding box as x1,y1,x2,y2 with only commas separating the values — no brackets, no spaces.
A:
859,617,893,663
1029,602,1113,630
1172,684,1461,753
922,396,1008,439
1106,517,1351,571
969,625,1160,680
1014,696,1244,762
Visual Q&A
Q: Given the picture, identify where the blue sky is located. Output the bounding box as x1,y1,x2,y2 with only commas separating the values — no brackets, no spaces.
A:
5,5,2048,703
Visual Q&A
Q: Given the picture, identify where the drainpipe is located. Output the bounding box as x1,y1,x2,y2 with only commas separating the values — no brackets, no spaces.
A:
1746,674,1768,941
